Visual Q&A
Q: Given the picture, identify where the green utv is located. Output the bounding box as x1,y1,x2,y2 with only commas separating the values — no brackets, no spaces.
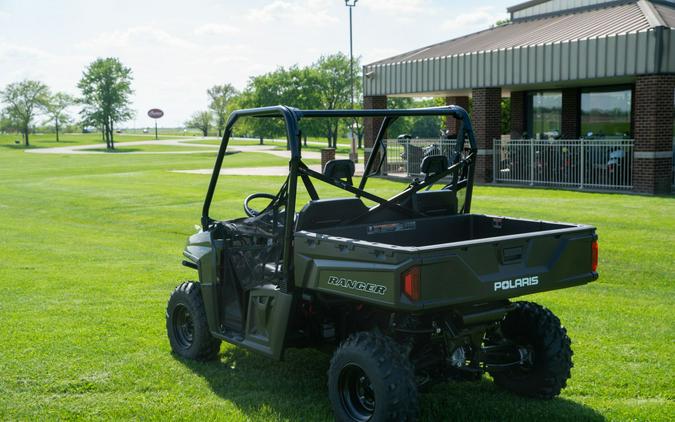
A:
166,106,599,421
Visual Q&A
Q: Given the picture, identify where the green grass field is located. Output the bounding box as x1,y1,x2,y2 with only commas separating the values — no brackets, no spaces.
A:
0,132,191,149
0,133,673,420
78,145,218,154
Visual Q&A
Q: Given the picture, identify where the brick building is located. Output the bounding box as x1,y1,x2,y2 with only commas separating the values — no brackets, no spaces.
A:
362,0,675,194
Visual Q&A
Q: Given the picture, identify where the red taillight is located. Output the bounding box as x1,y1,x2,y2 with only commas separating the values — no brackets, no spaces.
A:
591,240,599,272
402,266,421,301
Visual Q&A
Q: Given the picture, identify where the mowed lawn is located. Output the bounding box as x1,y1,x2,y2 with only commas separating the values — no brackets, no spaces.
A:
0,132,192,148
0,135,673,421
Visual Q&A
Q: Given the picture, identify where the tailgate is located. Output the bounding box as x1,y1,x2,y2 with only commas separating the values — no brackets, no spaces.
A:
417,226,598,309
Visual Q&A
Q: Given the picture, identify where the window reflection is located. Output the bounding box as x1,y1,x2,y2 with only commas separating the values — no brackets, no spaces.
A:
528,91,562,140
581,88,632,139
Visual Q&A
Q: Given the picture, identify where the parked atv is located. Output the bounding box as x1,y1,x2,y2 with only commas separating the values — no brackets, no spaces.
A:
167,105,599,421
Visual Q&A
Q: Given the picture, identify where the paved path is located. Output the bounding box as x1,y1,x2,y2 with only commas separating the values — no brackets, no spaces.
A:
26,138,215,155
26,137,364,175
25,137,327,159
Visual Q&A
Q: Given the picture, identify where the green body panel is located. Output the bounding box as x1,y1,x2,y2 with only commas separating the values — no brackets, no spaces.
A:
184,230,293,359
186,213,597,359
183,230,221,331
242,285,293,360
294,214,597,311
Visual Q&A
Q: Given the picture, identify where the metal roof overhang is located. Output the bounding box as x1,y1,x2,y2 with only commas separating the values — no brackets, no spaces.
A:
363,26,675,97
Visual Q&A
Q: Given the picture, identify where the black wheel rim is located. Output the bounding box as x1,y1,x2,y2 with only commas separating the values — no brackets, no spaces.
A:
338,363,375,421
172,304,194,349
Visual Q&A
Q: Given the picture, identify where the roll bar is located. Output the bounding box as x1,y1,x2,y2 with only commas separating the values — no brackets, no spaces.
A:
200,105,477,293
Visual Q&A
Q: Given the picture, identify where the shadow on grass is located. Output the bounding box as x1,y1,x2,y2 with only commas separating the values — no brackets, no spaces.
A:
38,140,80,145
80,147,144,153
0,143,40,150
1,140,84,149
179,347,605,421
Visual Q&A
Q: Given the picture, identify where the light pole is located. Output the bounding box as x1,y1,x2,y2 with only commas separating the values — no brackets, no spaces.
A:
345,0,358,163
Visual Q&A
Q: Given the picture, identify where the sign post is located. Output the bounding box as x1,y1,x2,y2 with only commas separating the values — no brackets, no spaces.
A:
147,108,164,140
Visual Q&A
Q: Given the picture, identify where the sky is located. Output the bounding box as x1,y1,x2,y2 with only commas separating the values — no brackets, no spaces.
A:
0,0,512,127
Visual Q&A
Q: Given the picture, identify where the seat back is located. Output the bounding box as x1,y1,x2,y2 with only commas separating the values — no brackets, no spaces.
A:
420,155,449,182
296,197,368,231
324,159,355,185
414,189,458,216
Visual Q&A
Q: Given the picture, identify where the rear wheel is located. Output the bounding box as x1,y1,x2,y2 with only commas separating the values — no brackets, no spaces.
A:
328,331,418,422
166,282,221,361
489,301,573,399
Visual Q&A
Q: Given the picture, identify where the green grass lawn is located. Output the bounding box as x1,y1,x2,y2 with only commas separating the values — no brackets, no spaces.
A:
78,144,218,153
0,140,673,420
0,132,190,149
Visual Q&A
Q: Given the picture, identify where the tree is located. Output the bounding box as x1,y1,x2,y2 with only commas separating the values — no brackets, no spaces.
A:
78,58,134,150
185,111,212,136
232,53,360,148
387,97,444,138
45,92,74,142
207,84,239,137
0,80,50,146
315,53,358,147
238,65,323,142
0,111,20,134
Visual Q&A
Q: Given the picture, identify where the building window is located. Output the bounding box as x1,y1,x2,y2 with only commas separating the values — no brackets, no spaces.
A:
581,88,632,139
528,91,562,140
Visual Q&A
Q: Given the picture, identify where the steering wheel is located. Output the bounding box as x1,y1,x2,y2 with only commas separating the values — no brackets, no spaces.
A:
244,193,277,217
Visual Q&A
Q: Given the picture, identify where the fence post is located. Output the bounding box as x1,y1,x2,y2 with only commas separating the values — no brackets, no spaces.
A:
579,139,584,189
493,139,498,184
529,140,535,186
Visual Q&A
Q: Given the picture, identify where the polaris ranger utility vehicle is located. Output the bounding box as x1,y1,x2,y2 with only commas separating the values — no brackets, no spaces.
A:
167,106,599,421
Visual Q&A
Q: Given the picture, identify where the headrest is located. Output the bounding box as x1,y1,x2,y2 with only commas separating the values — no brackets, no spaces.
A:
323,159,355,182
420,155,448,176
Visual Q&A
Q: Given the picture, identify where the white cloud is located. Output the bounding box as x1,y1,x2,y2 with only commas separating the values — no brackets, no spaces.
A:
212,55,250,64
0,41,53,61
361,0,430,14
194,23,239,36
247,0,338,26
441,7,506,32
79,26,196,51
0,0,513,127
0,41,84,101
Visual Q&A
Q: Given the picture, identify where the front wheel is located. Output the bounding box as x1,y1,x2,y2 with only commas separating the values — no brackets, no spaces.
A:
488,301,573,399
166,282,221,361
328,331,418,422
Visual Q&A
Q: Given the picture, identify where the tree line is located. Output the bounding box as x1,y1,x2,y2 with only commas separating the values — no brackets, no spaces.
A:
186,53,366,148
2,53,512,150
184,52,511,145
1,57,133,149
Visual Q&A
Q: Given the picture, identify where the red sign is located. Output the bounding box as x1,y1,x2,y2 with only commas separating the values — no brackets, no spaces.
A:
147,108,164,119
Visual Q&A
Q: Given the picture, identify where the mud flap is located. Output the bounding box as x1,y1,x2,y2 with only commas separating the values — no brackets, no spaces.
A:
241,284,293,360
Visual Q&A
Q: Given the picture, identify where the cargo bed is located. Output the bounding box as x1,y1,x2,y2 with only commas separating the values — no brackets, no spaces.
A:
294,214,598,311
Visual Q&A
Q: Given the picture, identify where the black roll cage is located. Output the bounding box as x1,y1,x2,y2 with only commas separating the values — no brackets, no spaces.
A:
201,105,477,293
